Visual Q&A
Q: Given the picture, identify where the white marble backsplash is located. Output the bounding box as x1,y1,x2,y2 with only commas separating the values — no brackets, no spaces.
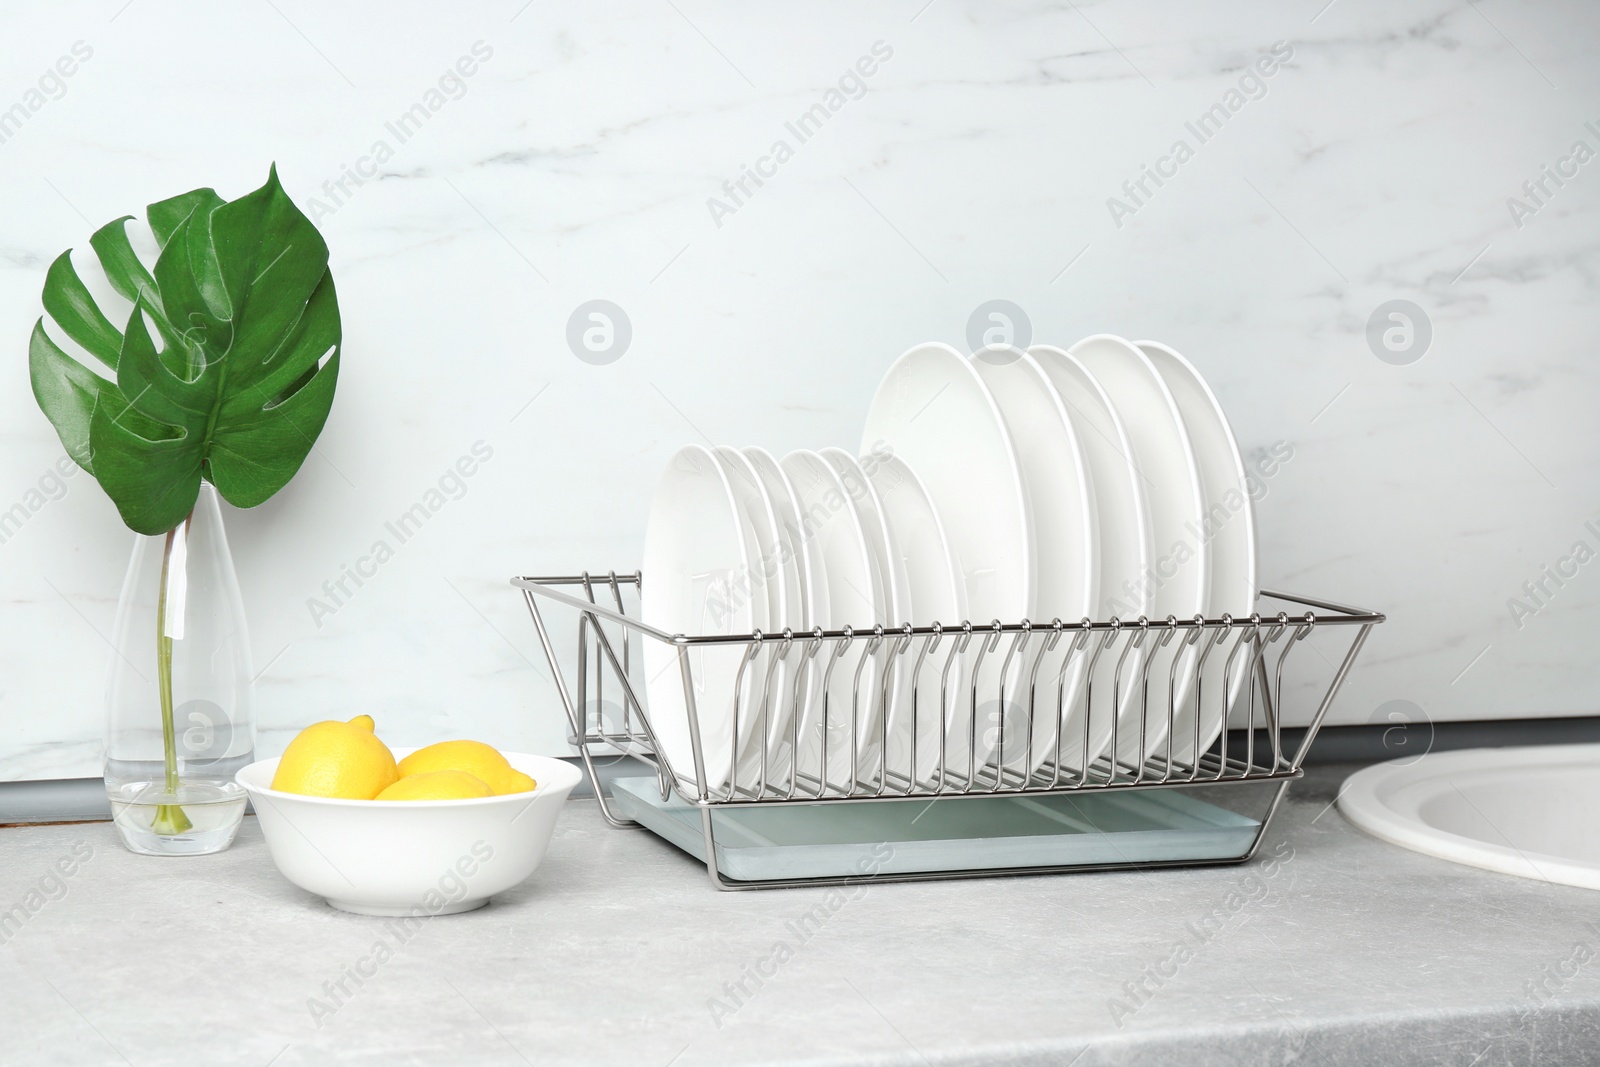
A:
1,0,1597,780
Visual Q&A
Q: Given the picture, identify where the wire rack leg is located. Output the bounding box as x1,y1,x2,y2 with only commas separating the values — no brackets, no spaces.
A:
1240,780,1292,862
1290,622,1375,771
699,805,731,890
579,750,642,828
521,586,641,828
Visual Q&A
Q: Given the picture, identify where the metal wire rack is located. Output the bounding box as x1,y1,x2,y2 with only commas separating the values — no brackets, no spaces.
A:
513,572,1382,890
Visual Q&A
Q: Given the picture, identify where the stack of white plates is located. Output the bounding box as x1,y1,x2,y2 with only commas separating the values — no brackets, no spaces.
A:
640,337,1257,794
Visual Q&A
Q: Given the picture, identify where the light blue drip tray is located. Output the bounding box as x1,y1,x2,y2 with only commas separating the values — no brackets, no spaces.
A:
609,777,1266,883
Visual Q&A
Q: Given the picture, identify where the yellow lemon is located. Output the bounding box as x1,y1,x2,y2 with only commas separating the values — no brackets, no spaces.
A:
271,716,399,799
499,769,538,794
375,770,492,801
397,740,536,795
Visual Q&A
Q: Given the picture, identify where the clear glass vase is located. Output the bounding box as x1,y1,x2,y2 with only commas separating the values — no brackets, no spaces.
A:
105,482,254,856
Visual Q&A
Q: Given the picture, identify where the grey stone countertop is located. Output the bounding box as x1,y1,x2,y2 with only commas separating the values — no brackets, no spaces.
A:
3,763,1599,1067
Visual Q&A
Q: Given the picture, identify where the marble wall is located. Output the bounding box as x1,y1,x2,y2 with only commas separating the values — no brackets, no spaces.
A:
2,0,1597,779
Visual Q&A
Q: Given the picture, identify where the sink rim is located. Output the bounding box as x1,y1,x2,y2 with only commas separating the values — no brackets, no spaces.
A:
1338,743,1600,890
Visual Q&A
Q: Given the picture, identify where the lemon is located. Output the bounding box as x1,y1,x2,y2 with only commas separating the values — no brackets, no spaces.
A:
499,769,538,794
271,715,399,799
397,740,537,795
375,770,492,801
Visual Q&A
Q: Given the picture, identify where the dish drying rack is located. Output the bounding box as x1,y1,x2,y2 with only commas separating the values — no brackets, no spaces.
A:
513,572,1383,891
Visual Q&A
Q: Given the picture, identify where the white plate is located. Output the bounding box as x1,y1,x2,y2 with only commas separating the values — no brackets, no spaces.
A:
820,448,907,630
1069,335,1210,767
712,446,792,789
1028,346,1151,772
743,447,820,627
864,452,966,784
861,343,1033,781
860,342,1033,622
640,445,756,793
1139,340,1258,763
822,447,911,785
972,353,1098,777
743,446,819,773
781,450,882,792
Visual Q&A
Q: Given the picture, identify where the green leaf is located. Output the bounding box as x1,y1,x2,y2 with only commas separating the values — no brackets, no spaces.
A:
89,216,159,308
211,349,339,507
93,375,184,443
42,251,123,370
147,188,221,249
29,319,110,475
152,208,231,373
116,302,210,428
89,396,203,535
89,217,198,380
209,163,328,371
33,165,341,534
220,272,340,412
148,187,229,374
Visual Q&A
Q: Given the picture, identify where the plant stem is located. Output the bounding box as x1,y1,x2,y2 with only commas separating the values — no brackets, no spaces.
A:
152,523,192,836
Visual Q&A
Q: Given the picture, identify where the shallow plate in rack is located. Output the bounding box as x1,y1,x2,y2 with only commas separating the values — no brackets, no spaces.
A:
640,445,756,794
821,445,909,733
823,447,913,788
972,352,1098,779
861,342,1034,783
1028,346,1150,773
860,342,1033,624
820,448,908,633
864,452,966,785
712,446,794,790
742,446,818,776
782,450,883,793
1139,341,1258,765
1069,335,1209,768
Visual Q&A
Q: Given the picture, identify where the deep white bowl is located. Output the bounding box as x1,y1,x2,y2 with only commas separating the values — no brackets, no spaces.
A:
237,748,582,916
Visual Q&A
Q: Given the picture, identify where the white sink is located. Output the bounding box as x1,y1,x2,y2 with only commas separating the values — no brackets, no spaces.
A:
1338,743,1600,890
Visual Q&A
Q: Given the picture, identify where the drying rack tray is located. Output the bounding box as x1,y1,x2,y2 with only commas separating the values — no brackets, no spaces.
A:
611,776,1272,884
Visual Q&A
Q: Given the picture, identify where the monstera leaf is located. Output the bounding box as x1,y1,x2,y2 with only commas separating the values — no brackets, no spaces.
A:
29,166,340,534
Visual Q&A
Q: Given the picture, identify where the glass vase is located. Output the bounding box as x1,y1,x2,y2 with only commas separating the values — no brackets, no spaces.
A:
105,482,254,855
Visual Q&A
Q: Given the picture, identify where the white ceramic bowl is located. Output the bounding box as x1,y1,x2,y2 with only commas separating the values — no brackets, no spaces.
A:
237,749,582,916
